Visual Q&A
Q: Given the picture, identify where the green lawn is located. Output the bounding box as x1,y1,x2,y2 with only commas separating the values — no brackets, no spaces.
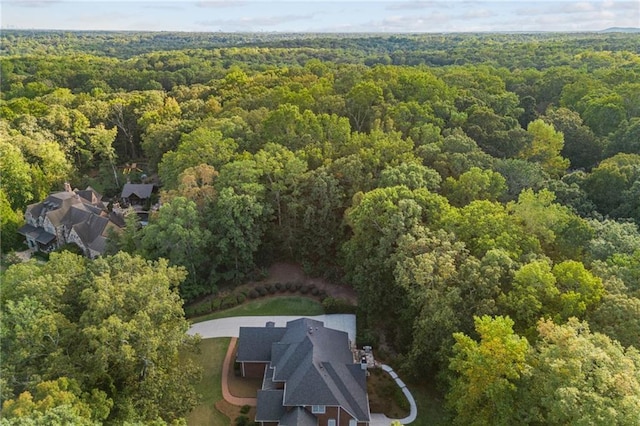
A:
186,337,231,426
189,296,324,323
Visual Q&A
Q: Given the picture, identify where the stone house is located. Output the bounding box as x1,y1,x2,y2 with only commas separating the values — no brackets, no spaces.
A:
18,184,123,258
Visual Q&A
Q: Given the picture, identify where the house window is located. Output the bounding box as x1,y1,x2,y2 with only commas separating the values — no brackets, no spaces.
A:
349,420,357,426
311,405,325,414
328,420,336,426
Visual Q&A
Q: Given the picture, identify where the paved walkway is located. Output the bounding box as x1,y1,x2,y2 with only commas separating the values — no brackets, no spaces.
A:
221,337,256,406
188,314,356,343
382,364,418,424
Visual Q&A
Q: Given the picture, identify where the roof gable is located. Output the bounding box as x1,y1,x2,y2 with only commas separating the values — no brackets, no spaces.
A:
237,326,287,362
279,407,317,426
121,184,155,199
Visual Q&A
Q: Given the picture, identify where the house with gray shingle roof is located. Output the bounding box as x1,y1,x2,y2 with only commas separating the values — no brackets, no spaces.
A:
121,183,155,205
18,184,123,258
237,318,371,426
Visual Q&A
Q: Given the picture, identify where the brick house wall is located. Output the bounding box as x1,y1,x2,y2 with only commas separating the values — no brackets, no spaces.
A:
241,361,268,378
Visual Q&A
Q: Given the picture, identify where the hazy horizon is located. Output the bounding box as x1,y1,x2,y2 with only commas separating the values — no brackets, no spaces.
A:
3,1,639,34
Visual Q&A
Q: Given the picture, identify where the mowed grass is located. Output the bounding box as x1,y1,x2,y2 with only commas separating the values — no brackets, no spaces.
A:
186,296,326,425
186,337,231,426
190,296,324,323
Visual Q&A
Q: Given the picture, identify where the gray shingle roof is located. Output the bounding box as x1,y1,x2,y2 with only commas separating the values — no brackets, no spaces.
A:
237,326,287,362
279,407,318,426
242,318,370,423
255,390,285,422
17,224,56,244
121,184,155,199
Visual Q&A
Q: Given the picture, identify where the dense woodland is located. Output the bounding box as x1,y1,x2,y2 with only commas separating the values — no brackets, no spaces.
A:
1,31,640,424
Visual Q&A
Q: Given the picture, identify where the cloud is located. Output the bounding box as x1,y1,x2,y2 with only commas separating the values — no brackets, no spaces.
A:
462,8,493,19
561,2,596,13
144,3,186,10
196,0,246,8
386,1,450,11
363,11,452,32
198,13,315,29
6,0,60,7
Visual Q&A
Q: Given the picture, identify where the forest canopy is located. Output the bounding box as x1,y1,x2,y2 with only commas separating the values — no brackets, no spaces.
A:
1,30,639,424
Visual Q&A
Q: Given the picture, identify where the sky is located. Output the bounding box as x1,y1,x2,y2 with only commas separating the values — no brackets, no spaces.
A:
2,0,639,33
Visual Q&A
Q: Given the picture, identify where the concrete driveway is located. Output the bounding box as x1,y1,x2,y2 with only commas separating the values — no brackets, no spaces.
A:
187,314,357,343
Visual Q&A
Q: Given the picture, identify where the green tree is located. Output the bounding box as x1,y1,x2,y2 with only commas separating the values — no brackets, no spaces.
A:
418,128,494,179
552,260,604,320
1,252,199,424
207,187,267,283
520,318,640,425
498,260,560,334
289,167,347,275
588,293,640,349
342,186,452,326
519,119,569,177
544,107,603,170
141,197,213,300
0,140,35,210
445,200,540,260
586,218,640,262
378,162,442,191
158,127,238,189
509,189,593,261
584,153,640,221
345,80,383,132
254,143,307,256
394,227,490,376
448,315,530,426
0,189,24,252
442,167,506,207
1,377,109,425
494,158,549,201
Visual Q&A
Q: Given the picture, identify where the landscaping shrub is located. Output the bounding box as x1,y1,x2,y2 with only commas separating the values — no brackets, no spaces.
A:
236,293,246,304
256,286,267,296
265,283,273,291
311,287,319,296
235,415,249,426
357,328,379,348
275,282,284,292
221,296,238,309
211,298,222,311
300,284,309,294
323,297,357,314
319,289,327,298
240,405,251,415
248,289,259,299
285,282,293,291
294,281,303,290
268,286,277,294
193,304,205,315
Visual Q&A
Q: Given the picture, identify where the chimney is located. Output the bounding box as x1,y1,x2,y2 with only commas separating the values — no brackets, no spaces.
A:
64,182,73,193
